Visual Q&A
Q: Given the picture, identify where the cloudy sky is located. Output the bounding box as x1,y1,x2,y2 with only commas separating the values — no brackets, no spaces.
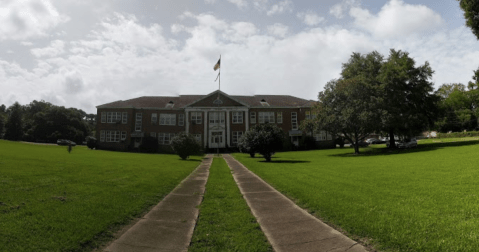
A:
1,0,478,113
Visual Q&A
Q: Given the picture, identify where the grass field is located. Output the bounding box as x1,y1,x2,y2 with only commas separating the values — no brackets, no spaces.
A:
189,157,272,252
0,140,201,252
233,139,479,251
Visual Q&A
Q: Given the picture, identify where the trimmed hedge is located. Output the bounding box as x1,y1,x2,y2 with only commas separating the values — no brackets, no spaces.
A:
437,131,479,138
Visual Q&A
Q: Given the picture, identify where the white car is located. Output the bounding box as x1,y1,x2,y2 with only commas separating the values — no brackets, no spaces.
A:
397,138,417,148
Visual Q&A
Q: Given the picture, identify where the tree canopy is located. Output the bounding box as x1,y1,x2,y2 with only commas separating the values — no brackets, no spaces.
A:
457,0,479,40
314,49,439,153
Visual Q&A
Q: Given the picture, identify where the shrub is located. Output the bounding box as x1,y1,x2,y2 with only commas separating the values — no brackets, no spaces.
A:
238,130,257,157
86,136,97,150
299,136,316,150
170,132,202,160
243,124,284,162
139,136,159,153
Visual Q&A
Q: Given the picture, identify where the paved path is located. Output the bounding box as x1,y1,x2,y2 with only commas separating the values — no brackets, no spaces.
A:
104,155,213,252
223,154,367,252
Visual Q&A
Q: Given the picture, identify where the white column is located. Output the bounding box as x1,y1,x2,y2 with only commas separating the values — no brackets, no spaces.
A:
226,110,230,146
204,111,208,148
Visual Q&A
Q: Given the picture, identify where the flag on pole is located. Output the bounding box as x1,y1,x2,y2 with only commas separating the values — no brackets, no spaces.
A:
213,58,220,71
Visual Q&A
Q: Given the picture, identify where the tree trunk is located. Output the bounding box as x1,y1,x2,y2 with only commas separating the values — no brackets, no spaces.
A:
354,131,360,154
249,152,255,158
388,128,396,148
264,153,271,162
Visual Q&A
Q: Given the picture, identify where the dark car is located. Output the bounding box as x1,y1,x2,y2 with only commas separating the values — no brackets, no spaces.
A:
365,138,384,144
350,141,369,148
57,139,76,146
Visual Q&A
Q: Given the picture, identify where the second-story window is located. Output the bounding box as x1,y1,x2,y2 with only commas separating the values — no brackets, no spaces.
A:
178,114,184,126
259,112,275,124
291,112,298,130
160,114,176,125
232,112,243,124
135,113,142,131
122,112,127,124
277,112,283,123
151,113,157,125
191,112,202,124
250,112,256,124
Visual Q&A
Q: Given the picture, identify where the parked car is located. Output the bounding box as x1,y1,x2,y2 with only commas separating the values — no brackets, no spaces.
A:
366,138,384,144
57,139,76,146
397,138,417,148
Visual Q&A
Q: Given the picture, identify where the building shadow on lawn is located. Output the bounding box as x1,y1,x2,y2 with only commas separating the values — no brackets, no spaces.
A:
258,160,311,163
330,140,479,158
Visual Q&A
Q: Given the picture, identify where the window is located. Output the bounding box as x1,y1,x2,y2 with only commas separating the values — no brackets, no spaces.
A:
121,131,126,140
259,112,275,124
194,134,201,144
232,112,243,124
306,111,311,120
122,112,127,124
314,131,327,141
103,131,121,142
160,114,176,125
106,112,122,123
277,112,283,123
135,113,142,131
178,114,184,126
158,133,175,145
191,112,202,124
209,112,225,124
232,131,243,144
151,113,157,124
150,132,157,138
101,112,106,123
250,112,256,124
291,112,298,130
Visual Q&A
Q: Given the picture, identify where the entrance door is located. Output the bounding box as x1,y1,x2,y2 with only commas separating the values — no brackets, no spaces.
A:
209,131,225,148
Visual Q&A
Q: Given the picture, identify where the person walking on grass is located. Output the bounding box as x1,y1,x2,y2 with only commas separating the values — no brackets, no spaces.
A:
68,141,72,153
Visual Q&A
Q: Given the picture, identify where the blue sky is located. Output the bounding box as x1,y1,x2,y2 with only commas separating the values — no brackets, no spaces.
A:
1,0,478,113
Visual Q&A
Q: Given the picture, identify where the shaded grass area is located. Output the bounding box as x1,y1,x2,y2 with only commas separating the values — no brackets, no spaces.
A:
233,140,479,251
189,157,272,252
0,140,201,252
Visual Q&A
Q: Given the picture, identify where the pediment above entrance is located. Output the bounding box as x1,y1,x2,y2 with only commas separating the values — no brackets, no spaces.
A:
186,90,248,108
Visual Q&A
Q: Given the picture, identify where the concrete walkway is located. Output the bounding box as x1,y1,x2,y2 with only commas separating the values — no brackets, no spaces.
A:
104,155,213,252
223,154,367,252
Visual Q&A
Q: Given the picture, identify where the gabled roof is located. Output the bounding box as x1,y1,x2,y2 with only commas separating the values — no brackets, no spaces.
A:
96,91,315,109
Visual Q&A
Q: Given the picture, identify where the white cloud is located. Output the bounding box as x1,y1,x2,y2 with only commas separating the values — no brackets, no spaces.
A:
21,41,34,46
267,0,293,16
0,0,69,41
204,0,216,4
31,40,65,58
267,23,289,37
1,9,479,116
350,0,445,39
330,0,358,19
228,0,248,9
297,11,324,26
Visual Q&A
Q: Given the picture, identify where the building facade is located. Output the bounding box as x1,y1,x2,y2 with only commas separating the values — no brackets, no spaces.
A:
96,90,334,151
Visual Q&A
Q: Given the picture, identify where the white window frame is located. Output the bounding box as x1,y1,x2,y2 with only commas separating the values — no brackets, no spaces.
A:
259,112,275,124
121,131,126,140
232,131,243,144
151,113,157,125
101,112,106,123
209,112,225,124
100,131,105,142
232,112,243,124
191,112,202,124
135,113,142,132
106,112,122,123
291,112,298,130
158,133,175,145
150,132,157,138
122,112,127,124
160,114,176,126
250,112,256,124
277,112,283,124
193,134,201,144
306,111,311,120
178,114,184,126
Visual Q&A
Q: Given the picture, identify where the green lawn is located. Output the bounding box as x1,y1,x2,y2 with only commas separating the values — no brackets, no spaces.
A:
0,140,201,252
233,140,479,251
189,157,272,252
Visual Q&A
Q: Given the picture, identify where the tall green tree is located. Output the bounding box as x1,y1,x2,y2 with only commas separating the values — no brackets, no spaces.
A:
457,0,479,40
4,102,24,141
316,78,380,154
379,49,439,148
